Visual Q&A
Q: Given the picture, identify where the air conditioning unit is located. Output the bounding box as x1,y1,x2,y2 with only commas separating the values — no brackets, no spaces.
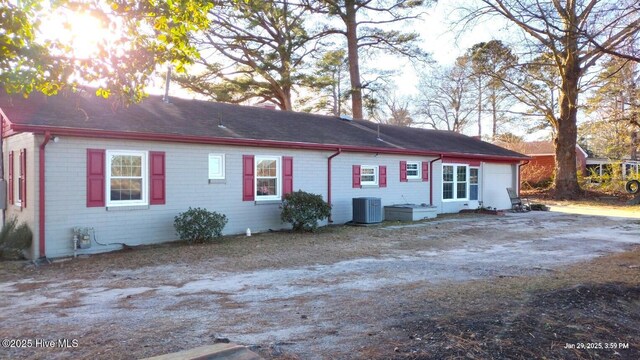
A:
352,197,382,224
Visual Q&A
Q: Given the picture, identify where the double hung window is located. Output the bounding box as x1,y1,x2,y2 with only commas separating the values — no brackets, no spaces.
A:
107,150,147,206
443,164,468,200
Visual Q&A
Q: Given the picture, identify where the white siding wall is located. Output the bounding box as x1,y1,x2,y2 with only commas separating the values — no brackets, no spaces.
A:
330,153,434,223
44,137,330,258
40,135,518,258
434,161,516,213
481,163,515,210
3,133,38,259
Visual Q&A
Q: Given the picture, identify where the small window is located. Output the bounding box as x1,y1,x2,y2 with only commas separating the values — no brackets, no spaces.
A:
208,154,225,180
107,150,148,206
361,165,378,186
256,156,280,200
406,161,421,179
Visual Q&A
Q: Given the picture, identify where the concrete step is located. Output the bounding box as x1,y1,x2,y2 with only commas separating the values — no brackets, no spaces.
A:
141,343,263,360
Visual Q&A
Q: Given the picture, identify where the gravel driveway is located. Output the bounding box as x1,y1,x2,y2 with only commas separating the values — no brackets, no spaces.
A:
1,207,639,359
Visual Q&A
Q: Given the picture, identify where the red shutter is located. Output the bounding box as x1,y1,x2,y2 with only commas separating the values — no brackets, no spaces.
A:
400,161,407,182
8,151,14,205
149,151,166,205
282,156,293,197
243,155,255,201
422,161,429,181
379,165,387,187
86,149,106,207
19,149,26,208
352,165,361,188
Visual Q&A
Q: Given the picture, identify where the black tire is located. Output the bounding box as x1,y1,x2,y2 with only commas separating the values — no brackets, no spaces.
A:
625,180,640,194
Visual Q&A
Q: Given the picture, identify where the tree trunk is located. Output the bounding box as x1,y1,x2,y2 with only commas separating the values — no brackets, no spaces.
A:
554,59,581,198
333,71,340,116
277,85,293,111
491,90,497,138
631,129,638,160
282,88,293,111
630,80,639,160
345,0,363,119
477,77,482,137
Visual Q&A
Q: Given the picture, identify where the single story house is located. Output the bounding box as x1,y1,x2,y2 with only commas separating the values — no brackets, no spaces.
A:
496,140,587,185
0,89,528,259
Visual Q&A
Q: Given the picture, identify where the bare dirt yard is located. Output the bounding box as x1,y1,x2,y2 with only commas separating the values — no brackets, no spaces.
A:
1,204,639,359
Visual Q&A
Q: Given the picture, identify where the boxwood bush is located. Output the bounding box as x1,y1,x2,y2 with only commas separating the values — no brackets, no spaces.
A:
174,207,228,243
281,190,331,232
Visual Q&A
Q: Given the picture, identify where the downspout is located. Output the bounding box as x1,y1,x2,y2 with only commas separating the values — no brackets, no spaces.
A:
429,155,443,206
327,148,342,223
517,160,530,195
38,132,52,259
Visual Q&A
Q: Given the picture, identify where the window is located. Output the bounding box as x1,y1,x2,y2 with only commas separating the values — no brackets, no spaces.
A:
406,161,421,180
361,165,378,186
469,167,479,200
256,156,280,200
106,150,147,206
623,163,639,179
442,164,468,200
208,153,225,180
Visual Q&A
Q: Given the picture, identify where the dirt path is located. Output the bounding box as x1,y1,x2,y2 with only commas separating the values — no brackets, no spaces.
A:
0,209,639,359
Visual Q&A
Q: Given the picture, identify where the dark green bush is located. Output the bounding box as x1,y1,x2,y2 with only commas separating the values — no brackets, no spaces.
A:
281,190,331,232
0,218,33,260
174,207,228,243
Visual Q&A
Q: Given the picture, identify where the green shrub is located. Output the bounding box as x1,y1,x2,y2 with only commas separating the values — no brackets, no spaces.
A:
281,190,331,232
174,207,228,243
0,218,33,260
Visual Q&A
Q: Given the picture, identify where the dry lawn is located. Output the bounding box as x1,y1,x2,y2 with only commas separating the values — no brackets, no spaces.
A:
0,207,639,360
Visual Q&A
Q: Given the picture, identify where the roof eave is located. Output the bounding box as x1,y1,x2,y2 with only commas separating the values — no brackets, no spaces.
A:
8,124,530,162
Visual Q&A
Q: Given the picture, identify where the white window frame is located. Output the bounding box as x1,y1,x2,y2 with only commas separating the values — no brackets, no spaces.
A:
406,161,421,180
255,155,281,201
106,150,148,207
208,153,226,180
442,164,469,201
360,165,379,186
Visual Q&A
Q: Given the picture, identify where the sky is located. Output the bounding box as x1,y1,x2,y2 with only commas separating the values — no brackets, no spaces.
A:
38,0,546,141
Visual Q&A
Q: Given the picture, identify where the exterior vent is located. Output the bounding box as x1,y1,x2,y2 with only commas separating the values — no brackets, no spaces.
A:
352,197,382,224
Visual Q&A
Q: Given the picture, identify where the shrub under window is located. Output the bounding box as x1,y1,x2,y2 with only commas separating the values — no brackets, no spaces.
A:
281,190,331,232
174,207,228,243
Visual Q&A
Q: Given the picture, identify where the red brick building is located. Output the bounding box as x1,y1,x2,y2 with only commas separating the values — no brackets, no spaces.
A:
498,141,587,186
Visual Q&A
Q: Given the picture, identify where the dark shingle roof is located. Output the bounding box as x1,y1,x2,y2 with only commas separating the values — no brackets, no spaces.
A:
0,89,526,159
495,140,555,155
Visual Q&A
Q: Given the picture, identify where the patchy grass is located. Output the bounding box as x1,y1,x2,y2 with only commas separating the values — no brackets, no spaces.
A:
357,246,640,359
1,203,638,360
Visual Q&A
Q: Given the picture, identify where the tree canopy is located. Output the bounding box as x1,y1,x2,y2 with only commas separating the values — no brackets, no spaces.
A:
1,0,212,103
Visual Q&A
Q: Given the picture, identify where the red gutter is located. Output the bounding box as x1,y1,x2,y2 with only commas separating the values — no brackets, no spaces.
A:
517,160,531,195
38,131,52,259
327,148,342,223
8,124,529,163
429,155,443,205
